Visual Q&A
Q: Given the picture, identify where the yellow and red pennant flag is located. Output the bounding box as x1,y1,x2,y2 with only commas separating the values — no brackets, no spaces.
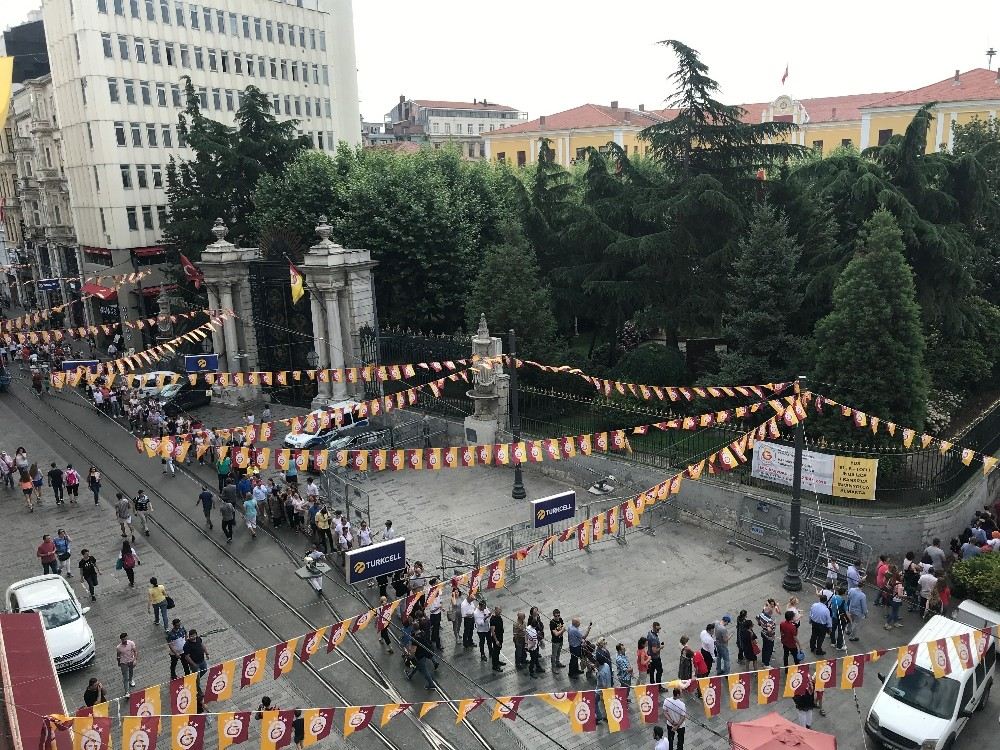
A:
727,672,751,710
984,456,999,475
485,558,506,590
633,684,659,723
170,715,205,750
351,609,376,633
128,686,161,716
299,627,327,663
928,638,952,678
72,716,111,750
216,712,250,750
602,688,631,732
698,677,722,717
897,644,919,677
122,717,159,750
259,711,294,750
273,638,298,679
568,691,597,733
342,707,375,737
815,659,837,691
300,709,334,748
239,649,267,688
169,673,197,715
289,262,305,304
202,660,235,703
379,704,412,727
418,702,439,718
491,697,524,721
577,522,590,550
840,654,865,688
455,698,484,724
952,634,975,670
757,668,780,704
538,692,576,715
783,664,808,697
377,600,400,633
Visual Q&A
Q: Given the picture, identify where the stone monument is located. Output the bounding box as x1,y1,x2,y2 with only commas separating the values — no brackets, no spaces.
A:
464,314,509,445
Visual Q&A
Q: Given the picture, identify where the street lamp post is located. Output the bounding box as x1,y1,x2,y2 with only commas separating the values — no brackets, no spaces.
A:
508,329,526,500
782,374,808,592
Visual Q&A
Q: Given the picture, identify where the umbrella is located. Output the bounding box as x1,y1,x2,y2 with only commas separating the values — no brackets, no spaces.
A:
728,712,837,750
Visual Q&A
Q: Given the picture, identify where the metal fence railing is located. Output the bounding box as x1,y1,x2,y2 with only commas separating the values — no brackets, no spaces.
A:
321,470,370,529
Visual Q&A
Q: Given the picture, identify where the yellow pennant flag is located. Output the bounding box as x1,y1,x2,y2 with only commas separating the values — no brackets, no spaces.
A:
537,692,576,715
455,698,483,724
379,703,411,727
984,456,998,476
0,57,15,130
289,262,305,304
418,702,439,718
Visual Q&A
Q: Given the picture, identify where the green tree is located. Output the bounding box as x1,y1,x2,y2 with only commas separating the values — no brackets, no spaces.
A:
716,202,804,383
165,80,310,258
465,233,559,359
813,210,928,429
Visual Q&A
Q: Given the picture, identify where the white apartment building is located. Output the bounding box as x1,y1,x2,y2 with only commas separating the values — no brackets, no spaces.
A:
385,97,526,159
37,0,359,329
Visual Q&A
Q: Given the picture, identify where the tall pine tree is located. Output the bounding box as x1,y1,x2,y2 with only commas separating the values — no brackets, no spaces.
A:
813,210,928,428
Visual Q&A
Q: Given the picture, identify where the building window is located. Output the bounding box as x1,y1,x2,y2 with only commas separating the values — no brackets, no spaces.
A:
155,83,166,106
877,129,893,146
220,51,229,73
242,15,250,37
161,125,172,147
444,123,451,134
432,122,439,134
208,49,217,72
277,22,285,44
86,122,94,148
198,88,207,109
290,61,298,82
108,78,120,103
152,164,162,188
113,0,124,15
322,65,328,85
114,122,126,146
160,0,169,23
478,124,484,134
136,165,148,188
174,1,185,27
170,84,181,107
254,18,262,40
130,122,142,146
216,9,225,33
194,47,203,69
121,164,132,188
246,54,254,77
811,139,824,153
265,20,273,41
212,89,221,110
135,38,146,63
202,7,211,30
145,0,155,20
99,208,107,233
118,35,129,60
140,81,151,105
467,124,474,135
156,205,168,227
479,143,486,158
517,151,526,166
280,60,287,80
165,43,175,66
225,90,234,111
468,144,475,158
127,206,139,231
309,29,316,49
180,45,190,68
319,31,326,51
189,6,199,29
124,79,136,104
298,27,305,47
146,124,157,146
150,40,161,64
142,206,154,230
228,12,237,35
271,96,280,114
497,152,505,163
98,0,108,13
234,53,242,75
269,58,277,78
80,79,88,105
129,0,139,17
93,166,101,192
102,33,113,58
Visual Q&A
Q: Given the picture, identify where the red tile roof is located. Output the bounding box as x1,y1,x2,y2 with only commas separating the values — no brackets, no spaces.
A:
413,99,519,112
490,103,669,135
656,92,903,125
867,68,1000,107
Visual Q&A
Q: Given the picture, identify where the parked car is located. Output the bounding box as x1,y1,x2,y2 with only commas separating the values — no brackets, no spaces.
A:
304,426,391,472
136,371,212,416
5,575,96,673
283,402,368,451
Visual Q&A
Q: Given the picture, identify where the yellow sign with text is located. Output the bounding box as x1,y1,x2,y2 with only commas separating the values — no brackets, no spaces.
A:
832,456,878,500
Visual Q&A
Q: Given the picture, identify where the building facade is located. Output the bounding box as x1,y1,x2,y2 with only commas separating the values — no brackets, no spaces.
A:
384,96,526,159
13,0,359,336
485,68,1000,167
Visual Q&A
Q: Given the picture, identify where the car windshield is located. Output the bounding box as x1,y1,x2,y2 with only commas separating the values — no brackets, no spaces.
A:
25,599,80,629
882,666,960,720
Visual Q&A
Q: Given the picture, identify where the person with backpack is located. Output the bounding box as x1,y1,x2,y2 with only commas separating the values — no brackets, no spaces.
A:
117,540,140,587
54,529,72,577
828,586,848,651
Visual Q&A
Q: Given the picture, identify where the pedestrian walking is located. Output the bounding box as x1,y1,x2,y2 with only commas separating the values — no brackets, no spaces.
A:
64,464,80,504
662,688,688,750
148,577,170,632
829,586,848,651
37,534,59,575
182,629,209,681
474,599,490,661
357,520,373,547
29,463,43,504
427,577,443,651
55,529,72,577
78,549,100,601
19,470,34,511
292,709,304,750
87,467,101,505
646,621,664,684
47,463,64,505
116,633,138,690
196,487,214,529
0,451,14,490
549,609,566,671
488,605,505,672
115,492,135,541
808,594,833,655
715,615,733,675
166,619,190,679
792,672,817,729
83,678,107,707
846,584,869,642
382,519,395,540
219,495,236,543
117,540,140,588
460,592,476,648
408,623,436,690
132,490,153,536
243,494,258,538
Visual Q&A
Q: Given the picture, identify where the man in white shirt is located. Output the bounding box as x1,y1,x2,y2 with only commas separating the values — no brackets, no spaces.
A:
661,688,687,750
305,477,320,499
918,568,938,613
382,519,396,540
652,726,670,750
699,624,716,674
460,592,477,648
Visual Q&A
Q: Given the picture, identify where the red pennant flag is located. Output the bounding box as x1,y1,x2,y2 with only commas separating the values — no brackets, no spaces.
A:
171,715,206,750
634,683,659,723
179,253,204,289
699,677,723,716
896,644,919,677
757,668,780,704
569,691,597,733
840,654,865,689
168,674,197,715
342,706,375,738
122,717,159,750
727,672,751,710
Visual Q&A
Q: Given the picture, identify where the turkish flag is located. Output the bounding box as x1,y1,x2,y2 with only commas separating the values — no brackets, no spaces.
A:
179,254,204,290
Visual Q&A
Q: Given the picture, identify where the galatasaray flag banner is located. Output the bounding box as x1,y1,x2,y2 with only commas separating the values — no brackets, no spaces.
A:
122,717,159,750
240,649,267,688
569,691,597,733
273,639,298,679
169,674,197,715
633,684,659,723
602,688,631,732
491,697,523,721
379,704,412,727
300,709,334,748
203,660,235,703
170,716,205,750
216,713,250,750
698,677,722,717
455,698,484,725
757,668,780,704
259,711,294,750
289,262,305,304
72,716,111,750
128,686,161,717
343,707,375,737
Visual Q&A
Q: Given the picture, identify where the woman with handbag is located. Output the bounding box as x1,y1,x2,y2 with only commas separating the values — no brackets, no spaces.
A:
148,576,171,632
117,540,139,587
739,618,759,670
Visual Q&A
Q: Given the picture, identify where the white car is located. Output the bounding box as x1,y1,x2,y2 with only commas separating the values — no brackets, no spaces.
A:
282,402,367,450
6,575,96,673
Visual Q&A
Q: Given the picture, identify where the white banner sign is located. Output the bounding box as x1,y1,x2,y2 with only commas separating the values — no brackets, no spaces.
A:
751,440,835,494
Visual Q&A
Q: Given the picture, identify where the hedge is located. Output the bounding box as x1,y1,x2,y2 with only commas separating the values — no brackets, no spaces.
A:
950,553,1000,611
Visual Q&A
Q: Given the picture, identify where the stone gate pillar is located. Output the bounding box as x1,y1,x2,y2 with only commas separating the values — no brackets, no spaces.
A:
301,216,378,410
464,315,509,445
199,219,261,402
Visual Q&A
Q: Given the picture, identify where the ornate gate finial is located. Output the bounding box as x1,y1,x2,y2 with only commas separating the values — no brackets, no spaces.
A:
211,218,228,242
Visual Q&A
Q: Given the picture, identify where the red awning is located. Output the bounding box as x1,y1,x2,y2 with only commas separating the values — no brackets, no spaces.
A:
140,283,179,297
81,282,118,301
132,246,166,258
82,246,113,257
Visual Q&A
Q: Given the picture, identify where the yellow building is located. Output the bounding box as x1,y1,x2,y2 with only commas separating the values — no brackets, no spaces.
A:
486,68,1000,166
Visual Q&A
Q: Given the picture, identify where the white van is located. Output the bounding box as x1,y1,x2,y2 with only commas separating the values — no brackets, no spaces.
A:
952,599,1000,634
866,615,994,750
282,402,367,450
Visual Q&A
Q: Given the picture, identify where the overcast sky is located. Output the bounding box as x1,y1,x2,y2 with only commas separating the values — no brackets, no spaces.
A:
4,1,1000,121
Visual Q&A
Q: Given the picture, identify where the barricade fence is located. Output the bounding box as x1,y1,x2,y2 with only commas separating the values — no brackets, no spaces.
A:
321,470,370,530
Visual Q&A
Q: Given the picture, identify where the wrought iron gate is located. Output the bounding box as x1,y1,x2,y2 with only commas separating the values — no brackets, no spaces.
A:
247,261,316,407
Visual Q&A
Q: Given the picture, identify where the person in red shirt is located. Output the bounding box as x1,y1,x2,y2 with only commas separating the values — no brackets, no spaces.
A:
779,610,800,666
36,534,58,575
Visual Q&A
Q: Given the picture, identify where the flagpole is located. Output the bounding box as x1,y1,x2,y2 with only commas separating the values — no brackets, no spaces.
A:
782,374,807,591
508,329,526,500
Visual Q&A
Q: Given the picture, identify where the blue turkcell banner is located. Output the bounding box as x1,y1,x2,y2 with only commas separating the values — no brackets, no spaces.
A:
36,278,60,292
61,359,99,374
345,537,406,584
531,490,576,528
184,353,219,373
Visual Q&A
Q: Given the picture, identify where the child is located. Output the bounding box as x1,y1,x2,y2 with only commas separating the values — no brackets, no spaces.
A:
636,637,650,685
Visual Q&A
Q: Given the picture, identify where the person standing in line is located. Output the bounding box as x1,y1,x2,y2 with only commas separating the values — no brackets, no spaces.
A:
116,633,138,690
314,506,334,553
524,616,541,678
739,619,759,671
357,520,373,547
292,709,304,750
549,609,566,671
714,615,732,675
885,572,905,629
47,463,64,506
646,621,664,684
846,584,869,642
216,455,231,494
488,605,505,672
427,577,443,651
166,619,190,680
64,464,81,505
662,688,688,750
808,594,832,655
677,636,694,685
460,591,476,648
699,623,716,674
615,642,634,690
923,538,947,573
243,493,259,539
780,610,801,665
567,617,590,678
115,493,135,541
148,577,169,632
474,599,491,662
37,534,59,575
87,467,101,506
116,540,139,587
382,519,396,540
448,587,462,643
219,494,236,544
196,487,214,529
757,599,777,666
512,612,527,671
54,529,73,577
83,678,107,707
78,549,100,601
636,637,650,685
918,566,938,617
132,490,153,537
